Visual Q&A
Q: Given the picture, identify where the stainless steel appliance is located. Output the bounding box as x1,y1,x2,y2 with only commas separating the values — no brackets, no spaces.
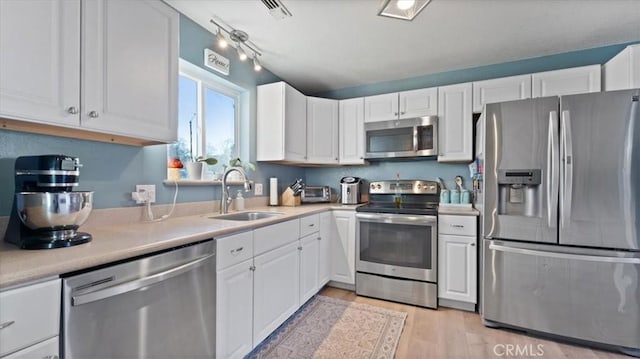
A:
301,185,331,203
4,155,93,249
356,180,439,308
340,176,368,204
482,89,640,356
63,240,216,358
364,116,438,159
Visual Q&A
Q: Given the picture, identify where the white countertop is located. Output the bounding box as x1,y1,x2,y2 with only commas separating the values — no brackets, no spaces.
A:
0,204,358,289
438,205,480,216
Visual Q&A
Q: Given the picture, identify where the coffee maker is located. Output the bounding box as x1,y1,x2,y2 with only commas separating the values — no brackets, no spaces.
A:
4,155,93,249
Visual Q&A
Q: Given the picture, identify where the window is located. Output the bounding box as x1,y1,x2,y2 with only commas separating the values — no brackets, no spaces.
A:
168,61,240,178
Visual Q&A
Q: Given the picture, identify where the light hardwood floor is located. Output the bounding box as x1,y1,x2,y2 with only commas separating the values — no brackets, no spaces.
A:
319,286,629,359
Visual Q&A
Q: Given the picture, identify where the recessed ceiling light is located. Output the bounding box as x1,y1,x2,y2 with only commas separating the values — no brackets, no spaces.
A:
378,0,432,21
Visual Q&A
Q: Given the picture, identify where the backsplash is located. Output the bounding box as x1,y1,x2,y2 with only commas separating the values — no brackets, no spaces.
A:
305,160,470,196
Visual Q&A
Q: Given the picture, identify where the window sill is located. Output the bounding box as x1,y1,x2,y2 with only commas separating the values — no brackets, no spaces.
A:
163,179,253,187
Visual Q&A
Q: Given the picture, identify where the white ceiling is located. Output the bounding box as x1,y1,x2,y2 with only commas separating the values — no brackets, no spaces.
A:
167,0,640,95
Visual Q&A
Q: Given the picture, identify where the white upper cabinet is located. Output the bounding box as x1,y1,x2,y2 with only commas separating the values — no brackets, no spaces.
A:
532,65,601,98
0,0,80,127
399,87,438,118
363,93,398,122
472,74,532,113
306,97,339,164
364,88,437,123
603,44,640,91
437,83,473,163
81,0,178,142
257,82,307,162
0,0,179,144
338,98,365,164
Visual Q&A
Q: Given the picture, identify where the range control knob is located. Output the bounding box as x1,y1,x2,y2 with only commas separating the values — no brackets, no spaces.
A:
376,184,382,189
416,183,422,189
370,184,375,189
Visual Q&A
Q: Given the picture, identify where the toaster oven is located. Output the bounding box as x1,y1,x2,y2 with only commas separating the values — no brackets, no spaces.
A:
301,186,331,203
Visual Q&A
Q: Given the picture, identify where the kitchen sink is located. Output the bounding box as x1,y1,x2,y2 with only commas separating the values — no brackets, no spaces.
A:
210,211,285,221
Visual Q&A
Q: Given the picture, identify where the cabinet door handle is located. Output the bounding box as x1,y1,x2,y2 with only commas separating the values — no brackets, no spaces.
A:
230,246,244,254
394,112,398,116
400,111,406,115
249,265,256,271
470,243,476,247
308,223,315,227
317,237,322,241
298,246,303,251
0,320,15,330
88,111,99,118
43,356,59,359
67,106,78,114
450,224,464,228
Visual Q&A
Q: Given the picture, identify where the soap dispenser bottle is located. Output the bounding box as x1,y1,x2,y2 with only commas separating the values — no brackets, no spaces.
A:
235,190,245,211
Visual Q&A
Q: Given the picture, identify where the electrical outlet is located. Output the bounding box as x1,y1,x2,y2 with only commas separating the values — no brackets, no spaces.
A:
254,183,263,196
135,184,156,204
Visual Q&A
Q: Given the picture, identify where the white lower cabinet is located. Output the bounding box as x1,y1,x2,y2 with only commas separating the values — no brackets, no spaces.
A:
215,212,352,358
0,278,60,358
330,211,356,285
253,241,300,346
318,212,332,286
299,233,320,305
438,215,478,308
216,258,254,359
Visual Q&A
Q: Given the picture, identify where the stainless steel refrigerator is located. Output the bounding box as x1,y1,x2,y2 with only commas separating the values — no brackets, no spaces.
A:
482,89,639,356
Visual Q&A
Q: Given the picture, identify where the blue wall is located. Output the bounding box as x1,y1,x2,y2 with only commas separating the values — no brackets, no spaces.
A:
0,15,306,216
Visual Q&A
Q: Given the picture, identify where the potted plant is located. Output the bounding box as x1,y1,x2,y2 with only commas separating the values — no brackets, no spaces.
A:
226,157,256,180
186,156,218,180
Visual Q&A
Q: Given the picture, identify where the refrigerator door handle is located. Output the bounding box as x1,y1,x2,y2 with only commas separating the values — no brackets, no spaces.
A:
547,111,559,228
560,110,573,228
489,243,640,264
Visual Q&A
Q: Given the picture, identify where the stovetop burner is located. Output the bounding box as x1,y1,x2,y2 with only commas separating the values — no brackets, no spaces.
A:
356,179,440,216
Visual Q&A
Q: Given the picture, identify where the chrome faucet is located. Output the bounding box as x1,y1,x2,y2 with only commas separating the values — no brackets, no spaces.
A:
220,166,252,214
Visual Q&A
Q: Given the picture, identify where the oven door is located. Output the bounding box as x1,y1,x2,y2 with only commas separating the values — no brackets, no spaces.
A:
356,212,437,282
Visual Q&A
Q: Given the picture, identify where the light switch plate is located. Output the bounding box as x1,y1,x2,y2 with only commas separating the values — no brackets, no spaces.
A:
254,183,263,196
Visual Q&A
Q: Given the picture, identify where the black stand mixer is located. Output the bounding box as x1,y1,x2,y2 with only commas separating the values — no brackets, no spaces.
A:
4,155,93,249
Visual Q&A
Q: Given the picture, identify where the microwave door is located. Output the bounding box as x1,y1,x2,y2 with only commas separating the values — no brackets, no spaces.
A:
365,126,415,158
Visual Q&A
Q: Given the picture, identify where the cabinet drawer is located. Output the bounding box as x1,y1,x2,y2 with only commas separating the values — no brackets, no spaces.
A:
0,279,60,357
439,215,477,236
217,231,254,270
299,214,320,237
254,219,300,256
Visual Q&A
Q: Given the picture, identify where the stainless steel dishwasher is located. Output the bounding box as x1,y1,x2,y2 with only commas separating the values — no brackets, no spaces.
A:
62,240,216,359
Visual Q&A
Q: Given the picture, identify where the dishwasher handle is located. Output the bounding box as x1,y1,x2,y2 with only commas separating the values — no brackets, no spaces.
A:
72,252,215,306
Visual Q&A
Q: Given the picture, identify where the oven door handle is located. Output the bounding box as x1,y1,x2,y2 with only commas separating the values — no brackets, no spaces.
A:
356,212,437,225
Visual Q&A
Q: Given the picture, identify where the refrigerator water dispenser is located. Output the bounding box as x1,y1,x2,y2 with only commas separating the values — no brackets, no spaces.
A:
497,169,541,217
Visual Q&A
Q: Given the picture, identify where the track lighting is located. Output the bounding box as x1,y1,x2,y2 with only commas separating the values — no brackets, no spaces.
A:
209,18,262,71
216,28,228,48
253,57,262,71
237,45,248,61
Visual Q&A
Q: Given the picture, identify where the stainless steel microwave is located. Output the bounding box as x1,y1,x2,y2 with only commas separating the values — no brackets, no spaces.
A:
301,186,331,203
364,116,438,159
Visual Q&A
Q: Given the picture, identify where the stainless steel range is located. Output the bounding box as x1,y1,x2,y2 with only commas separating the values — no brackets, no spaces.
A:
355,179,439,308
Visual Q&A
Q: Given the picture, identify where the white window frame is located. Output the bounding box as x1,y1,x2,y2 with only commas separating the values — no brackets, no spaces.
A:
178,59,241,161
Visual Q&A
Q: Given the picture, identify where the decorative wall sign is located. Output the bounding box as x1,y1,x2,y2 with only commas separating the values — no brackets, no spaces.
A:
204,48,230,75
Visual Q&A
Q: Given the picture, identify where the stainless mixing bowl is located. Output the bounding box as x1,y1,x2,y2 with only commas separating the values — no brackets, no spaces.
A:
16,192,93,230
